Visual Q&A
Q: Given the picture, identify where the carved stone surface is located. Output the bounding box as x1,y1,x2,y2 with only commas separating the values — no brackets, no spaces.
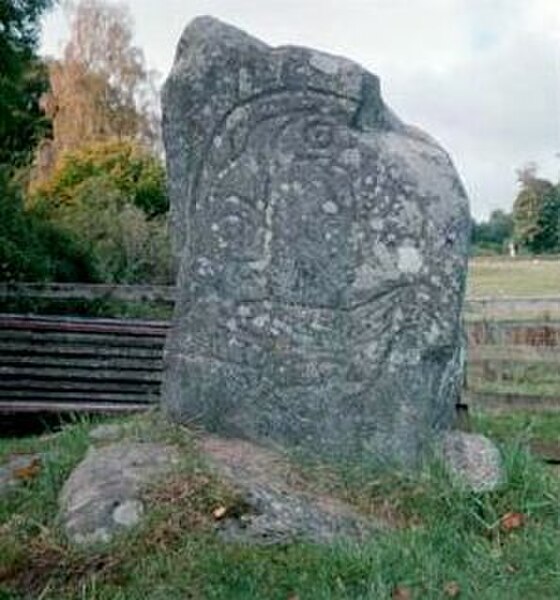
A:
161,16,470,467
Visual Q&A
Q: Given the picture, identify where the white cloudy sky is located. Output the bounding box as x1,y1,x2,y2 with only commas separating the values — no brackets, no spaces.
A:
41,0,560,219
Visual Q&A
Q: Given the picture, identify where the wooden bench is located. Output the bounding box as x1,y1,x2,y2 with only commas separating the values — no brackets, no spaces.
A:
0,314,169,414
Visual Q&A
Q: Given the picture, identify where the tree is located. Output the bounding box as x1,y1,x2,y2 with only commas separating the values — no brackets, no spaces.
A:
38,0,160,172
537,186,560,252
513,166,559,253
0,0,96,283
0,0,55,167
13,1,170,284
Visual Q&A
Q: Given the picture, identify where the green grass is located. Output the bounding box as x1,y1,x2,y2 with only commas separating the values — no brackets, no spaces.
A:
468,257,560,298
464,310,560,323
473,410,560,444
0,416,95,527
1,413,559,599
469,380,560,398
465,256,560,404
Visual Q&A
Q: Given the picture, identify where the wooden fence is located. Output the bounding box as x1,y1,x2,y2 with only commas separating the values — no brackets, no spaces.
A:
466,319,560,412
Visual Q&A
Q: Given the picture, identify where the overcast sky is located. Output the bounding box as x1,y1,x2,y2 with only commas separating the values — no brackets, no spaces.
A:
40,0,560,220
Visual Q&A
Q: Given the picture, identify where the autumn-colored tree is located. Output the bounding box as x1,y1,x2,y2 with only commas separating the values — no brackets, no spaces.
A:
37,0,160,176
30,139,167,216
22,1,169,283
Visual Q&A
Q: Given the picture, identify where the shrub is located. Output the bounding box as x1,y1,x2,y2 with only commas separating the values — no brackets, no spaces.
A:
58,174,172,283
30,139,168,217
28,140,172,283
0,168,98,282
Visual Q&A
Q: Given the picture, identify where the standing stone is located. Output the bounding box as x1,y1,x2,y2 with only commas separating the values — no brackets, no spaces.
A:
161,16,471,467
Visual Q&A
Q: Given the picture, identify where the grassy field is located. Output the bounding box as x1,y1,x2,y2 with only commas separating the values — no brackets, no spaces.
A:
473,410,560,444
468,257,560,298
0,414,559,600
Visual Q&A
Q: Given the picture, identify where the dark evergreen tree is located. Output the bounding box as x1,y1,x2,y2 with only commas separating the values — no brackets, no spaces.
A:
0,0,54,166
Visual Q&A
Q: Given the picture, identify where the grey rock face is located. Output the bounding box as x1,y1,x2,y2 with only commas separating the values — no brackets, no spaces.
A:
162,16,470,466
200,435,383,544
442,431,503,492
59,442,179,545
88,423,127,443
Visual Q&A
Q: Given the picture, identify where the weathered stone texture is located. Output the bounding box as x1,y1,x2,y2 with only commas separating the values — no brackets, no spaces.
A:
200,435,384,544
442,431,504,492
59,443,179,545
161,16,470,466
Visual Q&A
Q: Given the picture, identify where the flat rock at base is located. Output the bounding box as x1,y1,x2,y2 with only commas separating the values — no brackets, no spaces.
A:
199,435,385,544
88,424,128,443
162,16,471,468
59,442,180,545
442,431,503,492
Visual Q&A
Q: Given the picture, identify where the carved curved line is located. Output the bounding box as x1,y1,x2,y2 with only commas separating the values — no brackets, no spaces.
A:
188,87,359,222
202,106,328,218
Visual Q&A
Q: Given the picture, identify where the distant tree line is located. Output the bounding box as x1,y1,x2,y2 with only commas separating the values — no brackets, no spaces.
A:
472,165,560,256
471,209,513,255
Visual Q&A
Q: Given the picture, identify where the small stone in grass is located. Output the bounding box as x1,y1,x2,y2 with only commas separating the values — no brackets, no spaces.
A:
442,431,503,492
443,581,461,597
